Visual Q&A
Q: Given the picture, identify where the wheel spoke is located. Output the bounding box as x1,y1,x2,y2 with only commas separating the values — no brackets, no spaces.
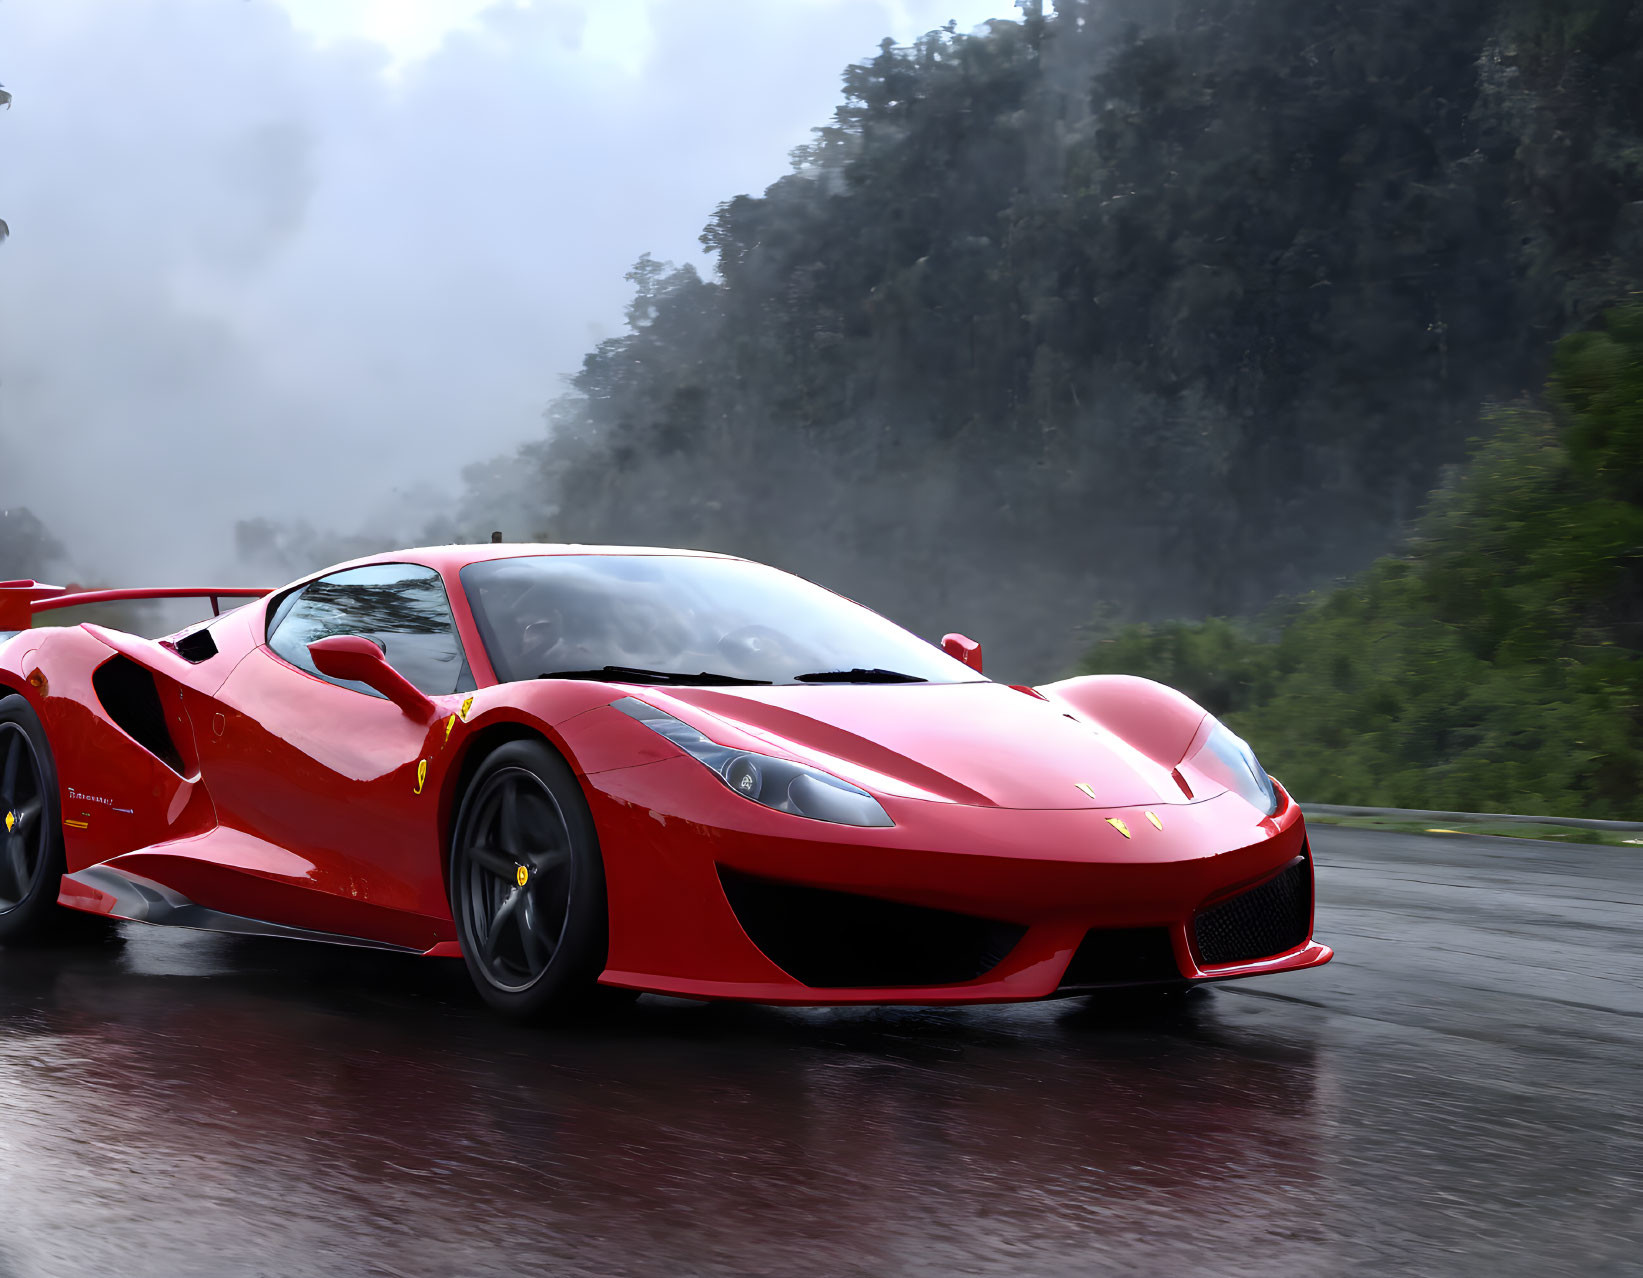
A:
497,784,523,856
484,887,523,961
471,866,498,953
468,843,516,880
6,836,30,898
517,903,546,972
12,797,40,833
0,731,18,805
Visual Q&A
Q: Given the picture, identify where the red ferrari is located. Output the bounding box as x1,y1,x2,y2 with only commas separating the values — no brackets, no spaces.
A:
0,546,1330,1018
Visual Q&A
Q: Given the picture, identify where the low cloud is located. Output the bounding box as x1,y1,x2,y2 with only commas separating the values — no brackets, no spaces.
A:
0,0,1007,585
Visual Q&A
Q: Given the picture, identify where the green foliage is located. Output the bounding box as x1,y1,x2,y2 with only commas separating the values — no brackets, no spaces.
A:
467,0,1643,677
1080,617,1277,719
1081,308,1643,818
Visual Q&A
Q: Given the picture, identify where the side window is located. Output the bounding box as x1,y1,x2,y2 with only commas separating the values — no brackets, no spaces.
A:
267,563,474,697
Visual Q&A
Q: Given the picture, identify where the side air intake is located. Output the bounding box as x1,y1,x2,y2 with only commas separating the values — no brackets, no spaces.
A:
92,655,185,774
170,627,219,663
718,868,1025,988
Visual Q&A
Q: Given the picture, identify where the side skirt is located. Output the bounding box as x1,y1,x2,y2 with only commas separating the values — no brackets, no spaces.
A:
59,866,423,954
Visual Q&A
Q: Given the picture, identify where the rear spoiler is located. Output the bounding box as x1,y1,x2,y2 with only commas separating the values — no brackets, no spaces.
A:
0,580,273,631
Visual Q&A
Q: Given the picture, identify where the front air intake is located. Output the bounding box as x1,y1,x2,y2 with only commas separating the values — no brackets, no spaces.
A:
1193,851,1312,967
718,868,1025,989
1057,926,1181,990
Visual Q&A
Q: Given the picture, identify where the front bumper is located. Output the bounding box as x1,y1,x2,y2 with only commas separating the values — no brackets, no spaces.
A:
585,755,1332,1005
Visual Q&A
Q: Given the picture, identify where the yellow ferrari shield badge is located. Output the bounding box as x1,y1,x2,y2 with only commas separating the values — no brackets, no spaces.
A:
1106,817,1131,839
413,759,428,795
516,866,529,888
445,714,458,742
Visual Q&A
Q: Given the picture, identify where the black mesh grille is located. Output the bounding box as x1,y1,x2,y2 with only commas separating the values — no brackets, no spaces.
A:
1057,926,1180,990
1193,853,1312,967
718,868,1026,988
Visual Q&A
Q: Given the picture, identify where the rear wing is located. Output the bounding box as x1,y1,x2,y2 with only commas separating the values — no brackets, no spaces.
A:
0,580,273,631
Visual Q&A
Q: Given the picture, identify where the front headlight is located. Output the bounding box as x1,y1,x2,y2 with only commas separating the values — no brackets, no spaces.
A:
614,697,894,828
1192,721,1280,816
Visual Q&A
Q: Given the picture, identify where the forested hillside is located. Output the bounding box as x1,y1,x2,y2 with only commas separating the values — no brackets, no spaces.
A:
460,0,1642,679
1082,305,1643,818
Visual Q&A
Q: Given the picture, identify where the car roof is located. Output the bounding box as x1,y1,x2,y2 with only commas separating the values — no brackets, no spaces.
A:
320,544,744,577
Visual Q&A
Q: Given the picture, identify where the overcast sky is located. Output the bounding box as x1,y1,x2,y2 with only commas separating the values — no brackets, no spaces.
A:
0,0,1013,583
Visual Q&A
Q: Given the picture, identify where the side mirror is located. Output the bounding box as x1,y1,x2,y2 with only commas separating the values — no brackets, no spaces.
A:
308,635,436,721
941,633,983,674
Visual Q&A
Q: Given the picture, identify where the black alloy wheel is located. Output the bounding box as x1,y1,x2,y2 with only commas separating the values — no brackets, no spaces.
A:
0,694,66,943
460,769,573,990
448,738,612,1018
0,722,46,912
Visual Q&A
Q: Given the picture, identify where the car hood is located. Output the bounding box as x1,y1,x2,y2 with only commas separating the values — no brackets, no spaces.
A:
652,681,1200,810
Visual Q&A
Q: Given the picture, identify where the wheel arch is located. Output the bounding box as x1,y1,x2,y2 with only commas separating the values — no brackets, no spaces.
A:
1036,673,1211,769
0,634,49,707
0,671,54,737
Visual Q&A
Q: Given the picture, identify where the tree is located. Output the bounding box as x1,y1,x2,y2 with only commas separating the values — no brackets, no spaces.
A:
1079,306,1643,818
454,2,1643,680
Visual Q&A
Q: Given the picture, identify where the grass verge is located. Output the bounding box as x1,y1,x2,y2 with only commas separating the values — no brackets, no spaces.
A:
1305,812,1643,847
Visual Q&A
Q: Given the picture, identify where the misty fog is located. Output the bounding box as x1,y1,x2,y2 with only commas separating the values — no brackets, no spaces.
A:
0,0,1010,586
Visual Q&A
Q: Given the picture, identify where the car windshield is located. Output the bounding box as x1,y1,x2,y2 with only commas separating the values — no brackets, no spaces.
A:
459,554,984,687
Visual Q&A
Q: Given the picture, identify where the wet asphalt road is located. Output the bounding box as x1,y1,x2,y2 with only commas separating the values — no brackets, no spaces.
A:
0,827,1638,1278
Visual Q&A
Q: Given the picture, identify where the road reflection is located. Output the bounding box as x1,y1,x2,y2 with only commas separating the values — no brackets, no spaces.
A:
0,925,1336,1277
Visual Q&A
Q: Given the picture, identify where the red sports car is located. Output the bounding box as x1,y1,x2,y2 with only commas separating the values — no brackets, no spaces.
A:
0,546,1330,1018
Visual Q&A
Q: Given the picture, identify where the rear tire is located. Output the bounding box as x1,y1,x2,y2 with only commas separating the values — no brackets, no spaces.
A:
0,693,67,944
447,739,612,1020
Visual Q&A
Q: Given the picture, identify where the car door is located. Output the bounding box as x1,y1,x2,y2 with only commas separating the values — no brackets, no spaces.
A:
191,562,475,950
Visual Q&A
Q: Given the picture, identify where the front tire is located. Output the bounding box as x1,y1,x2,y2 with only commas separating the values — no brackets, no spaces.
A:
0,693,66,944
447,739,611,1020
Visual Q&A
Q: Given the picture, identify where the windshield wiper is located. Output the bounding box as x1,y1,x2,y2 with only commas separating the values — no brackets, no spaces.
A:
539,665,773,687
793,667,928,684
